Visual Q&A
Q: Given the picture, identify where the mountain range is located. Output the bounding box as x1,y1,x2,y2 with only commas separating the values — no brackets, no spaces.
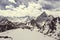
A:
0,11,56,32
0,11,60,40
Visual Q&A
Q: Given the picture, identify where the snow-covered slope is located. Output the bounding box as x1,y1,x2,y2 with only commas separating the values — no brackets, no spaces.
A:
0,28,56,40
6,16,35,23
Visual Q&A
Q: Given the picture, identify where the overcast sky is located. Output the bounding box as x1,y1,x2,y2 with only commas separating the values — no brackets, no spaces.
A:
0,0,60,17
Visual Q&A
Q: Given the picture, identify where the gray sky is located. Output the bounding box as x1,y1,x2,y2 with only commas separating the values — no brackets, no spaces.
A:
0,0,60,11
0,0,38,10
41,0,60,11
0,0,60,17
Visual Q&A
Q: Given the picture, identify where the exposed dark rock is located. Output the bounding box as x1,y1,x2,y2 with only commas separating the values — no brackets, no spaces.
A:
36,11,48,22
0,17,18,32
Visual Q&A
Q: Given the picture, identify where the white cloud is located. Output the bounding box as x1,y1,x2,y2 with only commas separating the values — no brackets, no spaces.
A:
45,10,60,17
9,0,16,3
0,2,42,17
0,0,39,10
0,0,60,17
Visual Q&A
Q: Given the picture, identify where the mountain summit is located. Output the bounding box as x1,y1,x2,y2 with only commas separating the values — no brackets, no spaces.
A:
36,11,48,22
40,11,47,17
0,17,18,32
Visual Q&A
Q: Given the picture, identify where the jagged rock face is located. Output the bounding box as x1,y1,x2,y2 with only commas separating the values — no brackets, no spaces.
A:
43,17,60,35
47,15,54,21
0,15,35,32
36,12,55,23
0,18,17,32
36,12,48,23
30,19,36,26
0,18,14,25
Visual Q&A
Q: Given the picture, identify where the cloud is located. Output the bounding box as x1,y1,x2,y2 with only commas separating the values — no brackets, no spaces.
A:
42,4,55,10
12,0,39,7
0,2,42,17
0,0,39,10
0,0,60,11
40,0,60,11
0,0,16,10
0,0,60,17
46,0,60,2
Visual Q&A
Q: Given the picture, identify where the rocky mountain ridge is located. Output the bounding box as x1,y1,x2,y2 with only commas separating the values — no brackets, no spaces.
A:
0,12,60,40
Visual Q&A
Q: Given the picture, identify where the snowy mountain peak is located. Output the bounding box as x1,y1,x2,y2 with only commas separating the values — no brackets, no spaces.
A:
36,11,48,22
40,11,47,17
